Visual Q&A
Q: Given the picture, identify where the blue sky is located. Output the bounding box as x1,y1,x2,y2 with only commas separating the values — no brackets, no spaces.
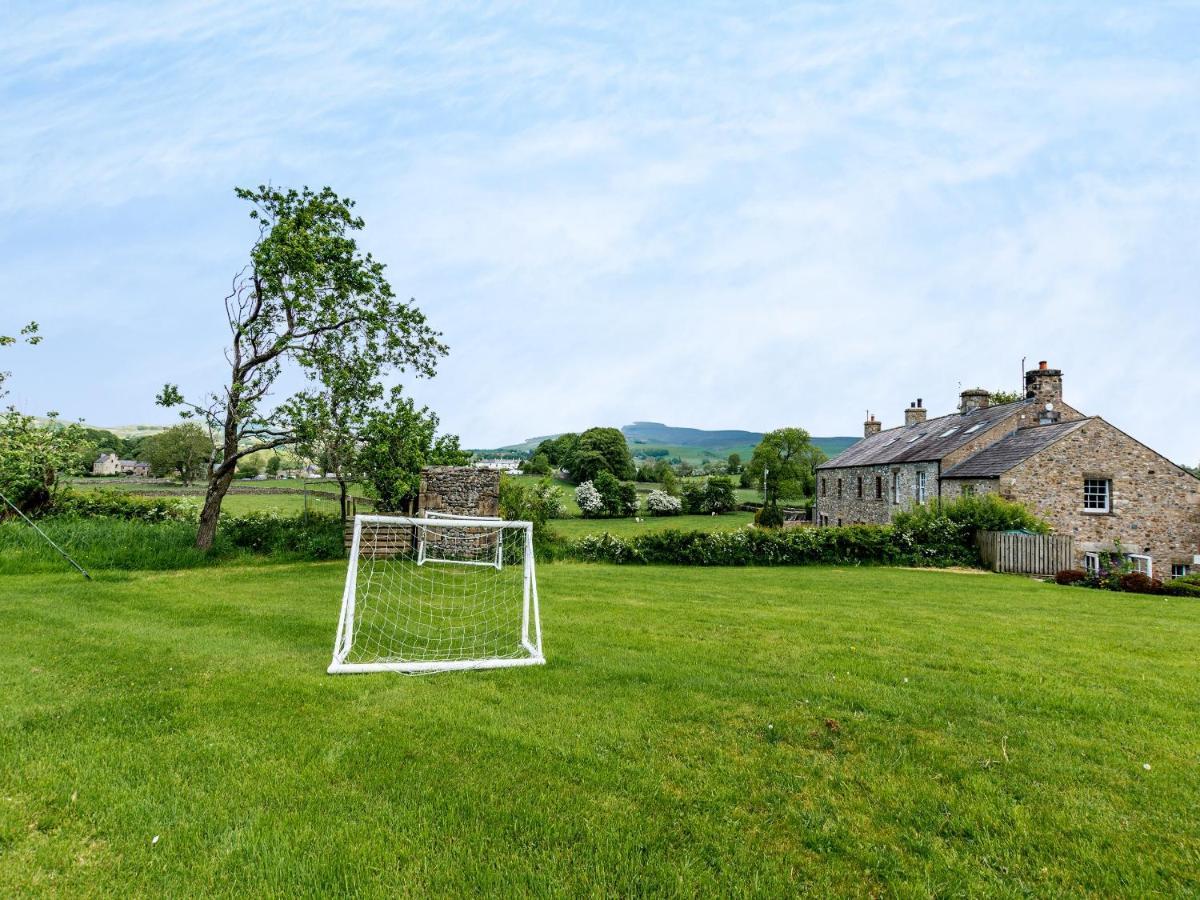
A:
2,1,1198,462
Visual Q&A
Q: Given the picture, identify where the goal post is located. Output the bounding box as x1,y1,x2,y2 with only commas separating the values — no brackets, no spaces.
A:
329,514,544,674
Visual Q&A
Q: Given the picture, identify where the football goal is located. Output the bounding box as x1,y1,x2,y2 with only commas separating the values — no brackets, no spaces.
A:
328,514,544,674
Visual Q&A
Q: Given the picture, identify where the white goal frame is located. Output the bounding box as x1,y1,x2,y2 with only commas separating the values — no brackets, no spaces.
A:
417,510,504,569
328,514,544,675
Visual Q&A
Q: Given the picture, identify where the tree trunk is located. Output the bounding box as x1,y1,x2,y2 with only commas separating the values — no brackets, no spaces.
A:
338,479,349,523
195,466,236,550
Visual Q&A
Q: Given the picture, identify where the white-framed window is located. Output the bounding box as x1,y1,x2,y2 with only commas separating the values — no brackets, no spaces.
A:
915,470,927,505
892,471,900,504
1084,552,1100,576
1127,554,1152,577
1172,564,1190,578
1083,478,1111,513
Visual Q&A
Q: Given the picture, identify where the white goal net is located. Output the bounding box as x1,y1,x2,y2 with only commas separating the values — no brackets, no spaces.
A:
328,514,544,674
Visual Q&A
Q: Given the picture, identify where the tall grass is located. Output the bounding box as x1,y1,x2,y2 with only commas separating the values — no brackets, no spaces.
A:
0,512,344,574
0,517,215,574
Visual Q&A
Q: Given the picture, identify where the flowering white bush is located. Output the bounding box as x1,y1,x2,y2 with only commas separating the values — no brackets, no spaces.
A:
645,489,682,516
575,480,604,518
535,481,565,518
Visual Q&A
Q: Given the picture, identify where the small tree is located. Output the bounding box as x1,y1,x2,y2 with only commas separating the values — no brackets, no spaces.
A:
0,322,40,401
747,428,826,505
236,459,261,479
355,390,470,513
727,452,741,473
265,455,281,477
157,186,445,549
704,476,737,514
521,452,552,476
0,412,88,515
988,389,1023,405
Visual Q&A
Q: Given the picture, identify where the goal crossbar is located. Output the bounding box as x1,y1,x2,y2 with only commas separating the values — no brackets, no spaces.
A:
329,514,544,675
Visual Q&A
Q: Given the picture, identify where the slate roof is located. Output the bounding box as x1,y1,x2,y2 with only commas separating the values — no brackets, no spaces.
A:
816,398,1036,470
940,419,1092,478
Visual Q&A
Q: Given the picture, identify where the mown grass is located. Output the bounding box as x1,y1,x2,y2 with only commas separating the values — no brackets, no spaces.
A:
2,563,1197,895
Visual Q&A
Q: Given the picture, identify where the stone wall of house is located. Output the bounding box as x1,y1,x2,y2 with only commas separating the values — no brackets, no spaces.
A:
815,462,940,526
939,477,999,502
1002,418,1200,578
418,466,500,517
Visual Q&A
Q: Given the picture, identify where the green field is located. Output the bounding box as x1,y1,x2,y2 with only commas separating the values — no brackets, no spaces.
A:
549,511,755,538
3,562,1197,895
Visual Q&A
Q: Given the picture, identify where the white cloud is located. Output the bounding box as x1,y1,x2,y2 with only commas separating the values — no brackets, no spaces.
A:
1,0,1197,462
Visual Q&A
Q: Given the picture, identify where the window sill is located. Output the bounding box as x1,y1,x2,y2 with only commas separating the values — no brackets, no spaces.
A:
1080,509,1112,516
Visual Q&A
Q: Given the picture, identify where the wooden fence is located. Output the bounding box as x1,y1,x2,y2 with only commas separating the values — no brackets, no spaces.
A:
977,531,1074,576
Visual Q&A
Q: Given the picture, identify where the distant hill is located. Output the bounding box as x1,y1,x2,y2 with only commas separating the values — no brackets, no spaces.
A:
484,423,858,465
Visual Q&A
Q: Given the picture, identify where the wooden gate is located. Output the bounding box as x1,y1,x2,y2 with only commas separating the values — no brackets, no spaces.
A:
977,531,1074,576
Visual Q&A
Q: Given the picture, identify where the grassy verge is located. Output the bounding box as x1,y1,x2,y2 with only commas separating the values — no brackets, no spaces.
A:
2,564,1197,894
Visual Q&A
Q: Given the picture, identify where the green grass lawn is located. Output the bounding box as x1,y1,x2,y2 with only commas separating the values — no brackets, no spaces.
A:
550,511,755,538
2,562,1197,895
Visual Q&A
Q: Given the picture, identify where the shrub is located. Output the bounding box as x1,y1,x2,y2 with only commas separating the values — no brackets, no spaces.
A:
500,475,563,544
1118,572,1163,595
575,481,604,518
680,477,737,515
755,504,785,528
219,511,343,559
565,522,966,568
681,482,707,515
1055,569,1087,585
1163,580,1200,598
48,490,198,523
587,471,639,518
645,489,682,516
893,494,1049,538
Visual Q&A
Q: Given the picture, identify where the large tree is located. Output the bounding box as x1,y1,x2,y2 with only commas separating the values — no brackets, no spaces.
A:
568,427,634,483
142,423,213,485
158,185,445,549
746,427,826,505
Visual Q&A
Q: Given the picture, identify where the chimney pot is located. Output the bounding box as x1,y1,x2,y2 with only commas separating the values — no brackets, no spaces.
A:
1039,360,1048,370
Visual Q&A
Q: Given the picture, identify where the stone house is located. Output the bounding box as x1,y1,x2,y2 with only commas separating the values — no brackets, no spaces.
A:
92,452,151,477
814,363,1200,580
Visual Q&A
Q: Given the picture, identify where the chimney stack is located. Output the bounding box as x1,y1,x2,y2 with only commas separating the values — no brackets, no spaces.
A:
904,399,927,427
959,388,990,414
1024,361,1063,409
864,413,882,438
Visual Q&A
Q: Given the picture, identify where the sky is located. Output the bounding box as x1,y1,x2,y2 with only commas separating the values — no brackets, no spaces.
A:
2,1,1198,463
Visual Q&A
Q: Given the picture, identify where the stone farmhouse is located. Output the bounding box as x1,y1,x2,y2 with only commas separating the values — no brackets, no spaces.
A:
815,363,1200,580
92,452,151,477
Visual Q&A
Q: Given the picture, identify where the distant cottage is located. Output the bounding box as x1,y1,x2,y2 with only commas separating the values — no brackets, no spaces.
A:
815,362,1200,580
92,452,151,477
